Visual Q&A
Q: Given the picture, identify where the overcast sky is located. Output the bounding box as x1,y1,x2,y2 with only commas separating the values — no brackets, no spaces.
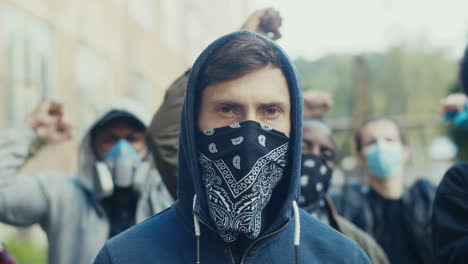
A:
251,0,468,60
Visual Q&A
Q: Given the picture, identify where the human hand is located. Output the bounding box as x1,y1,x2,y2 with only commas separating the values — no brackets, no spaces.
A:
303,90,333,118
439,93,467,114
241,8,282,40
25,98,73,144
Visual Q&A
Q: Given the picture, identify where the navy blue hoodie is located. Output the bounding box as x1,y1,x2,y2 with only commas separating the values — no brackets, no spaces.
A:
93,30,370,264
432,162,468,264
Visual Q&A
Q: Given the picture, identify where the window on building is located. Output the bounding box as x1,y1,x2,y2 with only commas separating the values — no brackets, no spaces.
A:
128,0,155,31
2,4,56,126
129,73,154,112
161,0,182,52
187,10,203,64
76,45,109,126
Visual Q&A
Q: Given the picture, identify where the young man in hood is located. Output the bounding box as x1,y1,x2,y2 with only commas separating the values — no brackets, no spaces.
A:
0,98,172,264
93,30,370,264
332,117,436,264
432,46,468,264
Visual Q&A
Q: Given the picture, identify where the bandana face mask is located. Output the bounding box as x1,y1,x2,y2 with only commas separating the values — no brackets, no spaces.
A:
197,120,289,242
299,154,332,209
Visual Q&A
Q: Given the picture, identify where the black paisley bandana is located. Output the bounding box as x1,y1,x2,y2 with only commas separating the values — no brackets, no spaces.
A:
299,154,332,211
197,120,289,242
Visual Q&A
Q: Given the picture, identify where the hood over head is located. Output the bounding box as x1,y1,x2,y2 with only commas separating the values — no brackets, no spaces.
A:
78,98,151,195
178,30,303,237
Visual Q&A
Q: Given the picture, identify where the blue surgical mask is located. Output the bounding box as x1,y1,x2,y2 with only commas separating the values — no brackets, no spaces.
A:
364,140,403,179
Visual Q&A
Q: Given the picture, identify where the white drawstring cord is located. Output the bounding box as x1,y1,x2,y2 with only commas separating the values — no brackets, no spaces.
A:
193,195,201,264
293,200,301,264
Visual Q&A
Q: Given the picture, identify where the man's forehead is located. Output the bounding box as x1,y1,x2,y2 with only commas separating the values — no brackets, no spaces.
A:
94,118,146,134
303,123,336,148
201,67,290,103
362,119,399,136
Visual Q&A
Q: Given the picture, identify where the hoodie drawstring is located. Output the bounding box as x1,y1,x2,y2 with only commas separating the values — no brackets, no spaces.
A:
192,195,301,264
293,201,301,264
193,195,201,264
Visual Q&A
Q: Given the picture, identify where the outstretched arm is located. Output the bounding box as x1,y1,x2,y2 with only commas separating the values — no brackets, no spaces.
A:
0,99,72,226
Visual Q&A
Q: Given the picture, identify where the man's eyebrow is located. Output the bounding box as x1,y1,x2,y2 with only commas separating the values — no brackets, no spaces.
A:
258,102,290,108
211,100,243,107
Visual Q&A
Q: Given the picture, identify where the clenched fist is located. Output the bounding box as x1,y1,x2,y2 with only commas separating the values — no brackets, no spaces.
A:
303,90,333,119
25,99,73,144
241,8,282,40
439,93,467,114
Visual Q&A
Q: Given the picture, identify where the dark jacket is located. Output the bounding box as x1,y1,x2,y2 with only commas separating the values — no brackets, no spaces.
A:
320,197,390,264
332,179,436,264
432,162,468,264
93,30,370,264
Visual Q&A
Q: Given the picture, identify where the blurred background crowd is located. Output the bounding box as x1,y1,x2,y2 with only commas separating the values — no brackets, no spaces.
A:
1,0,468,263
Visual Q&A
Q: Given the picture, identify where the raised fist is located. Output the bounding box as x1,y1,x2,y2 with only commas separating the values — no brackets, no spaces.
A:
25,99,73,144
303,90,334,119
241,8,282,40
439,93,467,114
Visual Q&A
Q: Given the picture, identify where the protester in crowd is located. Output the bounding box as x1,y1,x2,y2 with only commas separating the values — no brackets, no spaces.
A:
432,164,468,264
432,46,468,264
332,116,436,264
93,30,370,264
146,8,333,199
300,119,389,264
0,98,172,264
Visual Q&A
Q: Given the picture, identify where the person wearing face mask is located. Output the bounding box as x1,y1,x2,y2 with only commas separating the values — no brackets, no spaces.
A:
300,119,389,264
93,31,370,264
332,116,437,264
0,98,172,264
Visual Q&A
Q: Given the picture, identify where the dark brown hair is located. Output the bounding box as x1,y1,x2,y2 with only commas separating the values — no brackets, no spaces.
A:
354,116,407,153
197,32,282,90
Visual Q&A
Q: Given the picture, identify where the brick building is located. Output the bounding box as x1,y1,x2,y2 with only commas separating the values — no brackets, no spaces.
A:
0,0,250,248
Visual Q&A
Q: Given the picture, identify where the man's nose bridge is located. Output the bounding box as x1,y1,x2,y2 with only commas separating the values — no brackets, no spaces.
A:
312,145,321,156
243,107,262,123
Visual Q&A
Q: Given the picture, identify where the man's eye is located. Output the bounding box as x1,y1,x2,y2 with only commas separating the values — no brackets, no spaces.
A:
321,148,336,162
265,108,279,115
219,107,233,113
105,136,118,144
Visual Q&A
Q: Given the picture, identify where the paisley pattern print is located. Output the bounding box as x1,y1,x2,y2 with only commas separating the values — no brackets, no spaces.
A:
197,120,290,242
299,154,332,210
261,124,272,131
230,123,241,128
209,143,218,153
203,129,215,136
200,143,288,242
258,135,266,147
231,136,244,145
